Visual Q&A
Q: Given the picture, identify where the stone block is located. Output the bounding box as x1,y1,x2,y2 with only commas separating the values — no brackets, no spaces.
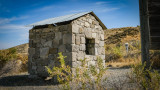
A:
32,66,37,70
95,38,99,43
80,37,85,44
72,45,79,52
85,29,92,39
42,28,51,33
66,44,72,52
92,33,96,38
79,44,85,51
77,51,85,60
91,24,95,28
85,22,90,27
72,52,77,61
40,47,49,59
58,45,66,52
76,35,80,45
53,39,59,48
44,41,52,47
29,48,35,56
41,39,46,45
72,34,75,44
99,41,104,46
72,24,79,34
37,66,48,77
79,28,84,34
100,34,104,40
29,33,34,39
49,48,57,54
88,19,92,24
29,40,33,48
63,33,72,44
80,22,84,26
95,48,98,55
55,32,62,40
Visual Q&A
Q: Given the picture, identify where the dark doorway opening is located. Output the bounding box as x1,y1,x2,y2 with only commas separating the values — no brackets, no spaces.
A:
85,38,95,55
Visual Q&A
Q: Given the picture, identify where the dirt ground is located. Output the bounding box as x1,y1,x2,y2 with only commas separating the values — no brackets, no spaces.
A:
0,68,134,90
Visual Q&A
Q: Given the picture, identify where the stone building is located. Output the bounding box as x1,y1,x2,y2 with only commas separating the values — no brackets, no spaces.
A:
28,11,107,77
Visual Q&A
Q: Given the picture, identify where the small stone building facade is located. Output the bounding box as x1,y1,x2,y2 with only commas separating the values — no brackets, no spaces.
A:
28,11,106,77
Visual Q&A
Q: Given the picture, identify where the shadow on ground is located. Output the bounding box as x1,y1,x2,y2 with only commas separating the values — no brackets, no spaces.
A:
0,75,56,86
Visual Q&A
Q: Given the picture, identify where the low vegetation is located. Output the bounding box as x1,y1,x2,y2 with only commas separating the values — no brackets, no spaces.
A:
128,62,160,90
0,48,17,68
46,52,107,90
0,47,28,76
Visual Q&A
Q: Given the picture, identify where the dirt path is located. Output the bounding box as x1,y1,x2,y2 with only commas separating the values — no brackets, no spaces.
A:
105,68,137,89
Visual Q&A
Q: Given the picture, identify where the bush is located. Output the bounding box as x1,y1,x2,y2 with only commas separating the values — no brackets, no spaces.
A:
46,52,107,90
129,62,160,90
0,48,17,68
111,46,123,60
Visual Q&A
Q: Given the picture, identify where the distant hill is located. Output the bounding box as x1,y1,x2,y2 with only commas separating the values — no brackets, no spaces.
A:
11,43,29,54
104,27,140,44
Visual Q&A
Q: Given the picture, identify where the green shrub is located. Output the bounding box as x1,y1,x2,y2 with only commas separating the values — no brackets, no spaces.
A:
46,52,107,90
111,46,123,60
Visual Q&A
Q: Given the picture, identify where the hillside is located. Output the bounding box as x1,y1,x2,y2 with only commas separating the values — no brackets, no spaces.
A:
105,27,140,44
13,43,29,54
104,27,141,67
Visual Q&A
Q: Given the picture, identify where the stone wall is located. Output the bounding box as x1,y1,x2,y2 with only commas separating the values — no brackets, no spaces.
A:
28,13,105,77
28,24,72,77
71,14,105,71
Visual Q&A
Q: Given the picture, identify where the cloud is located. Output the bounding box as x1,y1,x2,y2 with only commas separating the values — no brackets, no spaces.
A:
95,1,108,5
0,24,31,33
96,7,119,13
0,17,16,24
33,5,55,12
0,16,29,24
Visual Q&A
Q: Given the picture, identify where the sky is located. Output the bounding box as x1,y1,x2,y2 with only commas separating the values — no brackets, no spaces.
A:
0,0,140,49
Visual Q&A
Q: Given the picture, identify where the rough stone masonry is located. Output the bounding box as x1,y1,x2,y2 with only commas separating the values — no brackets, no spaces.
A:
28,13,105,77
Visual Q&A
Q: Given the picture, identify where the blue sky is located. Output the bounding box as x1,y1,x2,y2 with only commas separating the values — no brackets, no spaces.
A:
0,0,139,49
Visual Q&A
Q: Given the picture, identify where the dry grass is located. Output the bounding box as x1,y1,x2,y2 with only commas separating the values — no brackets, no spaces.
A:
0,48,28,77
105,27,141,68
107,56,141,68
